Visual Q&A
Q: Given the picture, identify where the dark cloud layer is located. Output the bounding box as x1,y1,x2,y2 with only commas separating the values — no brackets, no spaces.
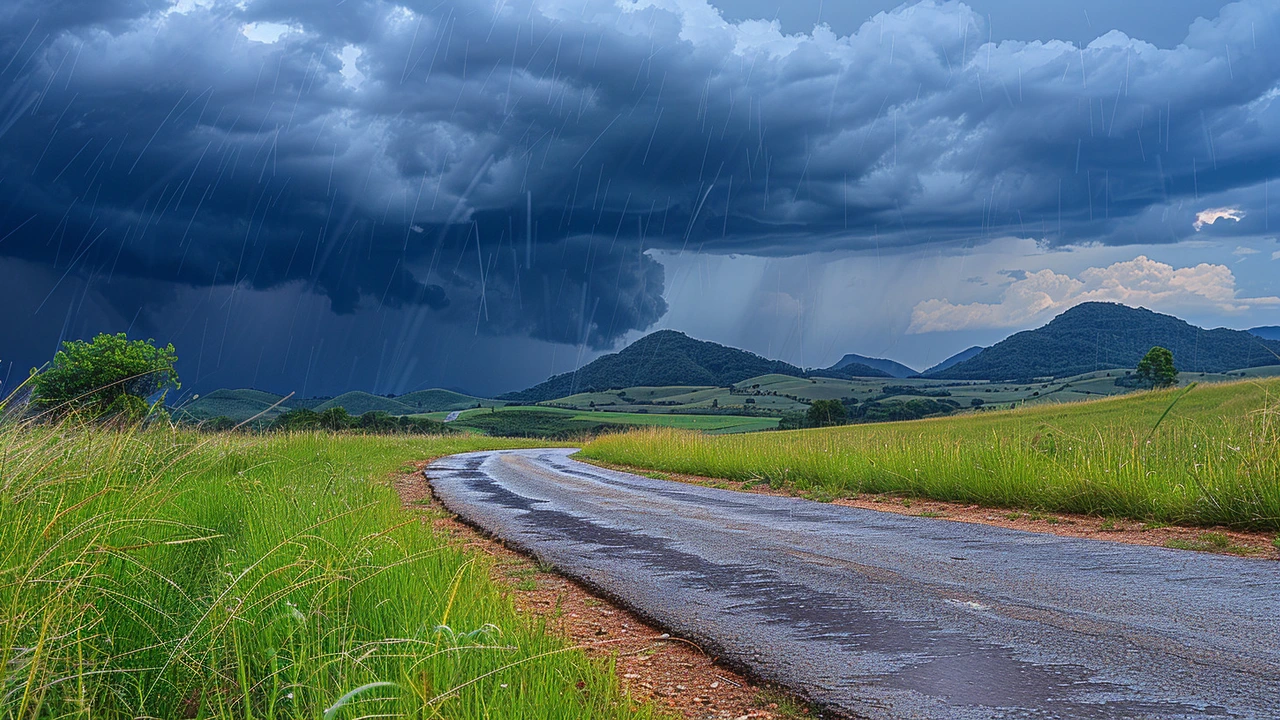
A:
2,0,1279,392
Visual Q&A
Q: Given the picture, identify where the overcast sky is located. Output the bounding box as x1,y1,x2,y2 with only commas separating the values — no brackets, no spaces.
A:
2,0,1278,397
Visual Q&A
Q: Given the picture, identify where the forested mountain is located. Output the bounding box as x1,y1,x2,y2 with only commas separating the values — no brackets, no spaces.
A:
829,353,918,378
1252,326,1280,341
501,330,887,403
932,303,1280,381
923,346,985,375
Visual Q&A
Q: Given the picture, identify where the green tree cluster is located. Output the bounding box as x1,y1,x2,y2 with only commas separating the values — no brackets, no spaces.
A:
269,408,452,434
29,333,178,422
1135,346,1178,389
805,399,848,427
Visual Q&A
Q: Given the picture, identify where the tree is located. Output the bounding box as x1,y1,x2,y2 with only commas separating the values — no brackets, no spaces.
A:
274,408,321,431
319,407,353,431
806,399,848,427
30,333,178,421
970,398,985,408
358,411,398,432
1135,346,1178,389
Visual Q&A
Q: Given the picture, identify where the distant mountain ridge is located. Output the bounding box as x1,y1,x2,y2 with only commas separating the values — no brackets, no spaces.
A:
1252,326,1280,341
500,330,889,403
829,353,918,378
933,303,1280,381
924,346,985,376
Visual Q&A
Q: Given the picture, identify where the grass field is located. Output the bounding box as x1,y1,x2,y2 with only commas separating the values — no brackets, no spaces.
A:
423,405,779,435
581,378,1280,531
0,425,662,719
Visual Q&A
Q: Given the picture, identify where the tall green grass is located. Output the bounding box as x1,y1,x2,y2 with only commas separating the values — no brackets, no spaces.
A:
0,425,660,718
581,378,1280,530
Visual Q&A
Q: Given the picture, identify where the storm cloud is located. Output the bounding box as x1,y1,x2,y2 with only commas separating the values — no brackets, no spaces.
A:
2,0,1279,390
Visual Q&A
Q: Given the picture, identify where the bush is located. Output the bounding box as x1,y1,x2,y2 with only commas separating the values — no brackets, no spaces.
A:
29,333,178,422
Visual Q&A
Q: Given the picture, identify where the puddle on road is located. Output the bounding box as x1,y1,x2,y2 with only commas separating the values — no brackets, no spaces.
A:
430,454,1233,719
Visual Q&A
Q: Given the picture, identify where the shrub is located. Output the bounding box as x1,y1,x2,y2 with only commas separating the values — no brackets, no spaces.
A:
29,333,178,421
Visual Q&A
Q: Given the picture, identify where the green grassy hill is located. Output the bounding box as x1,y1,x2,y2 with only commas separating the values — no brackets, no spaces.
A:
313,392,417,416
582,376,1280,530
176,388,291,421
397,388,503,412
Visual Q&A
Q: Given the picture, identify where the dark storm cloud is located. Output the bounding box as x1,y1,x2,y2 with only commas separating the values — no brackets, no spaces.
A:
2,0,1279,356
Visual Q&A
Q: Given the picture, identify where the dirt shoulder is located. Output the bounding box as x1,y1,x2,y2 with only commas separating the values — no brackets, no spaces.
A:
395,462,822,720
580,459,1280,560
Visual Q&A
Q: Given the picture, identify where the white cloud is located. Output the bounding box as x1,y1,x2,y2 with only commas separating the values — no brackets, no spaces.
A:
1233,246,1260,255
1194,207,1246,231
241,22,295,44
164,0,216,16
1273,249,1280,260
339,45,365,88
908,256,1280,334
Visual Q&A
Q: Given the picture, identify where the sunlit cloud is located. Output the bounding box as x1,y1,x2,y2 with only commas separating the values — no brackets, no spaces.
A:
908,256,1280,334
1194,207,1246,231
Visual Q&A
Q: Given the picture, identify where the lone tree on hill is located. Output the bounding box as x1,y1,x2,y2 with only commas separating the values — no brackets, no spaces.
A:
1135,346,1178,389
30,333,179,421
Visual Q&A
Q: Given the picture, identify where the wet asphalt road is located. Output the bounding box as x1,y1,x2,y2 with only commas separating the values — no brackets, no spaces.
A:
425,449,1280,719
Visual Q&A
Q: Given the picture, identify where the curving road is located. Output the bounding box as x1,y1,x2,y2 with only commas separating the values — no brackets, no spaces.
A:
426,449,1280,719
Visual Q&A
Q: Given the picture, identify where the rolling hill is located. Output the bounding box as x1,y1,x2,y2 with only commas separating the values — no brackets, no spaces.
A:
933,303,1280,381
176,389,294,421
500,330,888,404
180,387,499,422
397,389,502,412
828,353,918,378
924,346,985,375
312,392,417,416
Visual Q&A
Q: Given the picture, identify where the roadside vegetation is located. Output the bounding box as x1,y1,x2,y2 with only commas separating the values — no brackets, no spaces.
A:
581,377,1280,531
0,424,661,718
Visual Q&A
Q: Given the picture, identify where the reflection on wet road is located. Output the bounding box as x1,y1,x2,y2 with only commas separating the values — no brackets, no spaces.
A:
426,449,1280,719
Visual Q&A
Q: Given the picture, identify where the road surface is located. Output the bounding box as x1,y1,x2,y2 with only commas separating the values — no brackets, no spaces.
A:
426,449,1280,719
442,410,462,422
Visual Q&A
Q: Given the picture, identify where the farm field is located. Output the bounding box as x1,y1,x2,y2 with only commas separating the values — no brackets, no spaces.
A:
420,405,779,435
580,377,1280,531
0,425,661,719
174,367,1280,435
542,367,1280,416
